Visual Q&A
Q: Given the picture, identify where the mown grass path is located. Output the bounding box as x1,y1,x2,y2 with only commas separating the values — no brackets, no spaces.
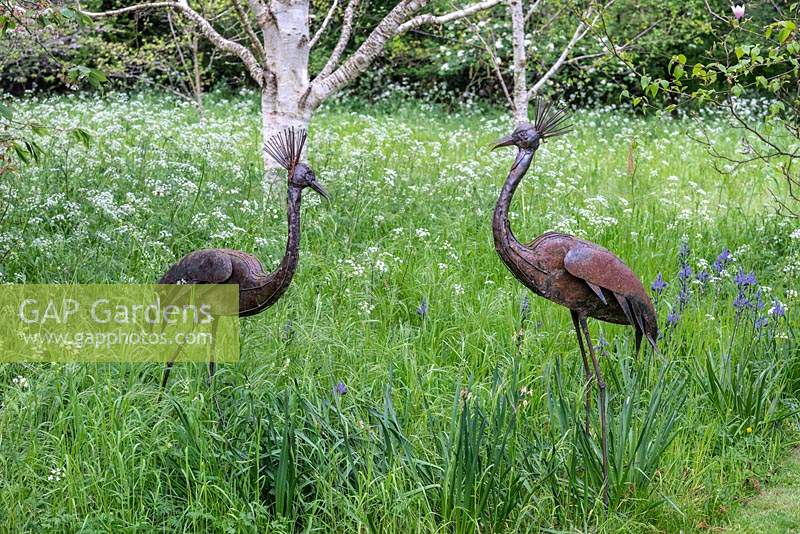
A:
726,447,800,533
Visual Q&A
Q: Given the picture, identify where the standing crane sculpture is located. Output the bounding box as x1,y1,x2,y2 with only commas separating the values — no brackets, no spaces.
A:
157,127,328,390
490,100,658,506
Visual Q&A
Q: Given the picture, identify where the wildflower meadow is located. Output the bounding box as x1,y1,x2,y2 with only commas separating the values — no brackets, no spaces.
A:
0,91,799,532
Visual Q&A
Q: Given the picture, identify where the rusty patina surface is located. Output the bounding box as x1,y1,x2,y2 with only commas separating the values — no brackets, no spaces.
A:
157,127,328,387
491,102,657,349
491,99,658,507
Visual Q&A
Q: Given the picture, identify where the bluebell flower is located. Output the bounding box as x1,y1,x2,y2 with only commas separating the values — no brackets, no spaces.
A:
713,248,731,272
755,289,765,310
284,320,294,340
520,294,530,322
679,241,691,261
667,310,680,326
769,300,786,318
651,272,667,293
696,270,711,284
678,265,693,281
734,268,757,288
733,292,751,311
754,317,769,329
678,288,690,309
416,297,428,318
333,381,347,396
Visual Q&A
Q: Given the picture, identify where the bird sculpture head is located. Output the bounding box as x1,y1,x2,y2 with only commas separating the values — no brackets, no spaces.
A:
492,98,571,153
264,127,329,199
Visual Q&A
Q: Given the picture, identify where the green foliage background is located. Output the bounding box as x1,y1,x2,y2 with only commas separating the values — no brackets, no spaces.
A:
0,0,763,104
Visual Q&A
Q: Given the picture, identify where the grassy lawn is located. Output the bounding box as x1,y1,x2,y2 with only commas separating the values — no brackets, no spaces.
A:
726,447,800,533
0,92,798,532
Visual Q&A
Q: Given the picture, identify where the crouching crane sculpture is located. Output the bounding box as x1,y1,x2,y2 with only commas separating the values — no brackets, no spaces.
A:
490,100,658,506
157,127,328,389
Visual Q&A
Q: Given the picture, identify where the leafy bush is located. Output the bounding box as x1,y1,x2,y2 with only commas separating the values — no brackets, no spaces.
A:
629,2,800,216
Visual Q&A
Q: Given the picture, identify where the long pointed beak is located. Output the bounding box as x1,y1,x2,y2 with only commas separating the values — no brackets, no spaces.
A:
309,180,330,200
491,134,515,151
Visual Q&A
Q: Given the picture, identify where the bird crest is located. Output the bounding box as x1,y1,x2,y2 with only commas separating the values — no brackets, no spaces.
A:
264,126,307,172
531,97,572,139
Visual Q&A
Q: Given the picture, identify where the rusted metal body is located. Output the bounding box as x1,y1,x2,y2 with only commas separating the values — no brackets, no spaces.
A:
491,100,658,507
158,127,328,388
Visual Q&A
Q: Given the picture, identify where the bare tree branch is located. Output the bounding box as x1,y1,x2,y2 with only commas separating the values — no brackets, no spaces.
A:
78,0,265,84
309,0,340,49
310,0,431,107
524,0,542,23
315,0,359,80
245,0,270,27
527,0,614,97
395,0,501,34
166,11,194,94
78,1,176,16
469,19,513,109
703,0,728,24
528,20,585,95
311,0,500,108
565,19,660,65
231,0,266,61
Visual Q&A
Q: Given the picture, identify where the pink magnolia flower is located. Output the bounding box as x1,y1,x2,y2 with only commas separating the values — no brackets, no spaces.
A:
732,4,745,20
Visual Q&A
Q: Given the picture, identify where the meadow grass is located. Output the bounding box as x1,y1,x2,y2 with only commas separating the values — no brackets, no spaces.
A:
0,91,798,532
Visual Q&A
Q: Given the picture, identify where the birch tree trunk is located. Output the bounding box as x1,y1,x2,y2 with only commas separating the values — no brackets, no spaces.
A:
260,0,312,177
508,0,528,124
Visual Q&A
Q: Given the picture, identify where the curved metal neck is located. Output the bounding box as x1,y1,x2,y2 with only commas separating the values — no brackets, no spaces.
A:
277,184,302,277
493,149,534,250
237,185,303,316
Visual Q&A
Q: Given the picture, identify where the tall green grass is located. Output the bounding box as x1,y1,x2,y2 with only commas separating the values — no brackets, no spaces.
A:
0,92,797,532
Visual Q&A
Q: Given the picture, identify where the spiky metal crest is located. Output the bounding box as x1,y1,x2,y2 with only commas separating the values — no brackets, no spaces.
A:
531,97,572,139
264,127,307,171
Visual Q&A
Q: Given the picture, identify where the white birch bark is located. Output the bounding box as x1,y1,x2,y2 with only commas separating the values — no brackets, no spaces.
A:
260,0,312,176
508,0,528,123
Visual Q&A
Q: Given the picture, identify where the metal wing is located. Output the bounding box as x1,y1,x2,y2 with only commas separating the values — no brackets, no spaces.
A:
158,249,233,285
563,243,654,334
563,243,643,297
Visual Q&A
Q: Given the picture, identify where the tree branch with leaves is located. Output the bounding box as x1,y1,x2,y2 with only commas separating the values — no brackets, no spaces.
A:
479,0,658,123
623,3,800,217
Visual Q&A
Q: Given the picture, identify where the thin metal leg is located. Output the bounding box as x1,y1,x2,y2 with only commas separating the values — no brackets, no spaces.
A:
159,320,194,397
571,310,592,434
207,317,218,386
634,329,643,360
207,318,224,424
160,342,185,392
579,316,610,508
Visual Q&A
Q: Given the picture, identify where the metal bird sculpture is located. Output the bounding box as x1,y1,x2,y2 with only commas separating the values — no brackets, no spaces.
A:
491,99,658,506
157,127,328,389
